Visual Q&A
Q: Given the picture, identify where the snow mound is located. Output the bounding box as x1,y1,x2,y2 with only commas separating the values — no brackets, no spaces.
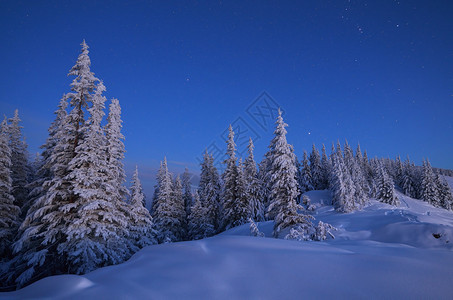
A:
1,275,94,299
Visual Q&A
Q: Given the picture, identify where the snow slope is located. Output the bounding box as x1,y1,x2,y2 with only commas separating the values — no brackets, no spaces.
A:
2,186,453,299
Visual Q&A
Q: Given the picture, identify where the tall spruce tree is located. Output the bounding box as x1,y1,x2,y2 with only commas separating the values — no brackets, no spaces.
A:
10,42,136,288
343,142,368,208
320,144,330,190
309,144,322,190
60,82,131,274
4,98,66,286
171,175,187,240
105,98,128,201
0,118,20,259
395,156,404,187
235,158,250,226
330,149,356,213
220,125,241,230
188,191,215,240
244,138,265,221
181,168,193,218
376,161,399,206
299,151,313,194
420,160,440,206
11,99,75,288
66,40,99,156
9,41,106,287
435,174,453,210
128,166,157,247
7,109,29,214
198,151,221,233
401,158,417,198
258,152,272,215
153,158,184,242
266,109,313,237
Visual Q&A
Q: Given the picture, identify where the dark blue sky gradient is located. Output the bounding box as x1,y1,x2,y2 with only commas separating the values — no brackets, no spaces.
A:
1,1,452,195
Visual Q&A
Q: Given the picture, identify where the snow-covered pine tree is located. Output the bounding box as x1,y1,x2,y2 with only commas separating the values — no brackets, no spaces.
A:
235,158,251,226
130,166,146,208
319,144,330,190
355,143,363,168
244,138,265,221
182,168,193,218
10,40,102,286
153,158,184,242
412,162,423,199
299,151,313,194
309,144,322,190
258,150,273,216
151,184,159,216
266,109,313,237
420,159,440,206
128,166,157,247
171,175,187,240
350,160,368,209
8,41,131,288
7,109,29,214
362,150,373,186
188,191,215,240
10,96,75,288
376,161,399,206
354,143,370,197
198,151,221,233
343,141,368,208
105,98,128,201
27,153,41,186
60,81,131,274
294,157,303,203
220,125,241,230
401,158,417,198
342,140,354,168
3,98,66,284
0,118,20,259
395,156,404,187
207,153,222,230
65,40,99,156
103,97,137,252
383,158,397,181
330,149,356,212
435,174,453,210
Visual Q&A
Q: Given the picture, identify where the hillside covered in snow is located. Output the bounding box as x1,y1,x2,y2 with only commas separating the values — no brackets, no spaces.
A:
2,188,453,299
1,41,452,299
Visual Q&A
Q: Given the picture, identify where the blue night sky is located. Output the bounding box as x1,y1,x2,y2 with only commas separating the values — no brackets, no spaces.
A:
1,1,452,195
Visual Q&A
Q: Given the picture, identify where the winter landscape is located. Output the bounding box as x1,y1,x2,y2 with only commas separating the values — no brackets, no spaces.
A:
1,1,453,299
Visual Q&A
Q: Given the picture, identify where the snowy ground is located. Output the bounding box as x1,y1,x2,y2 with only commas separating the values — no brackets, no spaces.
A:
2,181,453,299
